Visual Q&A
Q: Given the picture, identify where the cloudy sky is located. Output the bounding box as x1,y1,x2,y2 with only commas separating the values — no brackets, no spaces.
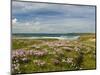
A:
12,1,96,33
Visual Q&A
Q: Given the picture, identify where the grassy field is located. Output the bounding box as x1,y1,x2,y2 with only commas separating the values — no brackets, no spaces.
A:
12,34,96,74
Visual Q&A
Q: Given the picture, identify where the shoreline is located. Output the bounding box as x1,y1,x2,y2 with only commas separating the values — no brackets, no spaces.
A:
12,36,80,40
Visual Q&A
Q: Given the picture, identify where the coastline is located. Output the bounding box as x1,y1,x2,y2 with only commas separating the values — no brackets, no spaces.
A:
12,36,80,40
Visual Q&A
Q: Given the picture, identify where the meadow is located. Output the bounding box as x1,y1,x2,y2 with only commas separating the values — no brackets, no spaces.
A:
12,34,96,74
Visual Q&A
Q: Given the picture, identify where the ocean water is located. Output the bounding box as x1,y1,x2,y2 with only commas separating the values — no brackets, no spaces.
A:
12,33,80,40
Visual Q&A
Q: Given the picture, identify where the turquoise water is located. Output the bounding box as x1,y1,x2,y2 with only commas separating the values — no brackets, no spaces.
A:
12,33,80,40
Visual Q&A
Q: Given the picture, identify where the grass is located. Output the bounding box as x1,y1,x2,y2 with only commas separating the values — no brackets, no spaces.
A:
12,34,96,74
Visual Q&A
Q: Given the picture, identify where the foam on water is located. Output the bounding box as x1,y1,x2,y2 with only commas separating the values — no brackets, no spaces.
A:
13,36,80,40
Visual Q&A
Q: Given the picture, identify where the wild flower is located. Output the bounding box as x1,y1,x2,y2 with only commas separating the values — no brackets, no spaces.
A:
66,58,73,64
45,41,67,47
79,67,83,70
51,59,60,65
15,59,19,63
26,50,34,56
21,57,29,63
62,59,66,62
74,46,80,51
33,60,46,67
12,63,20,74
62,47,73,51
17,49,26,57
12,49,28,74
12,49,26,58
33,50,47,57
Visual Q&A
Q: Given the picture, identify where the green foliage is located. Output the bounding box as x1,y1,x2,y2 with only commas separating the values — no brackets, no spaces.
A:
12,34,96,74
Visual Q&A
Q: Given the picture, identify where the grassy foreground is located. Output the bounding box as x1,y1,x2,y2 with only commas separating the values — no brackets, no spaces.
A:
12,34,96,74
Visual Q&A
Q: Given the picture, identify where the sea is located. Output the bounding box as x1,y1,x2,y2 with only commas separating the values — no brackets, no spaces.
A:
12,33,80,40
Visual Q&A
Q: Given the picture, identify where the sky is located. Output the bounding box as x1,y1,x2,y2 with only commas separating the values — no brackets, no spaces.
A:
12,1,96,33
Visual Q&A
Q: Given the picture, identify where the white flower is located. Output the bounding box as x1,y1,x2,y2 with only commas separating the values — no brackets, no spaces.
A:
66,58,73,63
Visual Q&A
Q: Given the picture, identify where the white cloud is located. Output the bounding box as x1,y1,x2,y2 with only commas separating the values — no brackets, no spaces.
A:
12,17,95,33
12,18,18,24
34,21,40,25
12,1,51,14
12,1,95,33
